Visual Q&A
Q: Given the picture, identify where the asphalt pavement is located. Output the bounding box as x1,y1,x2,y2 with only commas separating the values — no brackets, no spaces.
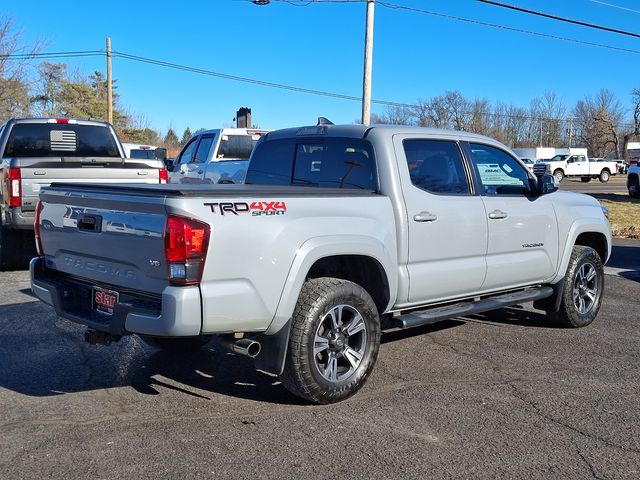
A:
559,175,628,195
1,241,639,479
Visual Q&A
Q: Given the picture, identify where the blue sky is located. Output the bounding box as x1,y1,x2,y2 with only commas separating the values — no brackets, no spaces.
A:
4,0,640,135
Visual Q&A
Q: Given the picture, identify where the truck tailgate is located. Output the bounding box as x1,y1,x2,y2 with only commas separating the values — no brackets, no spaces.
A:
39,186,168,294
20,159,160,212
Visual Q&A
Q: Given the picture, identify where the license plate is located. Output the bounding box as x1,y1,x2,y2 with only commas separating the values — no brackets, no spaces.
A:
93,287,119,314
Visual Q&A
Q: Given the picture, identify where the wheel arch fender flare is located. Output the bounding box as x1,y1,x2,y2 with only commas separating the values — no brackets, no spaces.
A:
255,235,396,376
266,235,397,336
550,220,611,284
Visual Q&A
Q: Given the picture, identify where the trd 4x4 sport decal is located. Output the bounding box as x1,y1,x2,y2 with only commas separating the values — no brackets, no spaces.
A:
204,201,287,216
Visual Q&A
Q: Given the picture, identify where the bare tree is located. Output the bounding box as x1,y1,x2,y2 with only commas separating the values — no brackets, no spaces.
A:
622,88,640,160
0,17,42,121
573,89,625,157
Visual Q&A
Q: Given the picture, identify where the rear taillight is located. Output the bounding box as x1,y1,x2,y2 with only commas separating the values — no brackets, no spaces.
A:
159,169,168,184
34,201,44,256
164,215,210,285
7,168,21,207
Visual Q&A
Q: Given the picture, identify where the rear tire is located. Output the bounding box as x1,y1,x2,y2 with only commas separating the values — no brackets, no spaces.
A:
580,176,591,183
553,169,564,182
628,176,640,198
599,169,610,183
0,228,36,271
280,278,380,404
547,246,604,328
140,336,211,353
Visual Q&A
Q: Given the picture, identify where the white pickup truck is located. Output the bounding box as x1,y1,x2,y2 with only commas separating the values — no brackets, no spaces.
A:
541,154,617,183
30,124,611,404
0,118,167,270
168,128,269,185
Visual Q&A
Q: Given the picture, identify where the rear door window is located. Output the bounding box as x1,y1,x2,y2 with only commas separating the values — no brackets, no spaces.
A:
403,139,470,195
3,123,120,158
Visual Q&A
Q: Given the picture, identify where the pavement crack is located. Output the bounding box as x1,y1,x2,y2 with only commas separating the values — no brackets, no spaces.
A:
509,383,640,455
576,448,605,480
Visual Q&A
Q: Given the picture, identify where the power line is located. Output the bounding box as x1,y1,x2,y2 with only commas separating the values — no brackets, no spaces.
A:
376,1,640,55
0,50,105,60
477,0,640,38
111,50,416,109
589,0,640,15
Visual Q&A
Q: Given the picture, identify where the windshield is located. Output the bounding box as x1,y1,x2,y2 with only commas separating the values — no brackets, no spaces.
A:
3,123,120,158
548,155,569,162
129,149,156,159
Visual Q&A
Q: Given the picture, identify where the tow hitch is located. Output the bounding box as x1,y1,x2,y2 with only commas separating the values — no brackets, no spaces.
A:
84,329,121,345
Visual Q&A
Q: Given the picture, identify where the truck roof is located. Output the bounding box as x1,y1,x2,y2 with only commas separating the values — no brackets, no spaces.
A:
2,117,113,128
264,123,506,145
194,127,271,137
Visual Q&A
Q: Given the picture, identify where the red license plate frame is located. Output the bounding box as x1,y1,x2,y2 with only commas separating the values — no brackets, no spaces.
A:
93,287,119,315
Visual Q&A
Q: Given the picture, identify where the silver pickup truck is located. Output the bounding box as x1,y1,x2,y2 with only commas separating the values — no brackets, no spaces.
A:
31,124,611,404
0,118,167,270
168,128,269,185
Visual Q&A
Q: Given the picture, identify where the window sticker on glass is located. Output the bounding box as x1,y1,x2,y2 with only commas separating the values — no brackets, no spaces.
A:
477,163,525,186
50,130,77,151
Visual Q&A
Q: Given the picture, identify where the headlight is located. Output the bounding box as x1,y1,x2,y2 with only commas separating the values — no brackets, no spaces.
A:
600,205,609,220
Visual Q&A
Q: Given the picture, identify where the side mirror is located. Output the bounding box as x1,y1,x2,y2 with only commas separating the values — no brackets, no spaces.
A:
538,173,558,195
165,158,175,172
155,148,167,161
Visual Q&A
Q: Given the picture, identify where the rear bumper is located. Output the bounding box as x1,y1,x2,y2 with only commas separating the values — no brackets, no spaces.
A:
30,257,202,336
1,207,34,230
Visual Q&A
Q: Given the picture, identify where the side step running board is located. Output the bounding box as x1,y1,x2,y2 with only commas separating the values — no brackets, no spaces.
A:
396,286,554,329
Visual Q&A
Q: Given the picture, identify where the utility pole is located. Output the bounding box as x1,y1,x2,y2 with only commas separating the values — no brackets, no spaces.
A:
567,116,575,148
106,37,113,124
539,117,543,147
361,0,375,125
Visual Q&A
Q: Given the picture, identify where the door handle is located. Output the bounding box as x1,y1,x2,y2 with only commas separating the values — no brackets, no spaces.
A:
488,210,508,220
413,211,438,222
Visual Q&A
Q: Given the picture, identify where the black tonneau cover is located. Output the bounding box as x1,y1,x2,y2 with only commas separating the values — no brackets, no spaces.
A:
46,183,378,198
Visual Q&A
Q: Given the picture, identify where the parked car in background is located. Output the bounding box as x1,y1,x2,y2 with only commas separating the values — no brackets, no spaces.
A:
121,143,167,162
520,157,536,173
0,118,167,270
628,163,640,197
541,154,617,183
614,160,627,174
31,123,611,404
168,128,269,184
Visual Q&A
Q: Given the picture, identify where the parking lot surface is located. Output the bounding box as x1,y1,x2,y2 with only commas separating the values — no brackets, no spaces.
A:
560,175,628,195
1,243,639,479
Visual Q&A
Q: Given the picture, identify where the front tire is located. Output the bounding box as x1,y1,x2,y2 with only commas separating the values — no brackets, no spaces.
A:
547,246,604,328
553,169,564,182
628,176,640,198
599,169,610,182
280,278,380,404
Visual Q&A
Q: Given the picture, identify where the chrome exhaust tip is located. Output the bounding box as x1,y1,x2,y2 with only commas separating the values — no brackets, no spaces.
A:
219,337,261,358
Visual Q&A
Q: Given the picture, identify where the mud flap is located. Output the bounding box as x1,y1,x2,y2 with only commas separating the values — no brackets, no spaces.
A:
533,279,565,313
253,319,291,376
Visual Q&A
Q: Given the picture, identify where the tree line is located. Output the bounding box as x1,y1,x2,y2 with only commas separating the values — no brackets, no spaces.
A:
372,89,640,159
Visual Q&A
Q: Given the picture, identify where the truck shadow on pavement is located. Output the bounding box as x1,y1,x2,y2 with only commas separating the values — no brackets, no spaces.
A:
0,300,588,404
0,302,304,404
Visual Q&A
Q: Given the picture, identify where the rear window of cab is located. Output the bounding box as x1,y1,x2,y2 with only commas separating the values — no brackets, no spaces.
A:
245,137,377,190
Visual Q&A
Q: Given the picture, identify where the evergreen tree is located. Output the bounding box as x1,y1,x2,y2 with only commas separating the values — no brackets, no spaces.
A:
180,127,193,147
